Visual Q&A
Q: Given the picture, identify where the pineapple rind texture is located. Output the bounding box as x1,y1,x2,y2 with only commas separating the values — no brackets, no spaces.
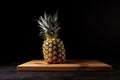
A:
43,37,66,64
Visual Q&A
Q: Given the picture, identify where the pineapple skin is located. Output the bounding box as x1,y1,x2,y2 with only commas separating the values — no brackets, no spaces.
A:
42,37,66,64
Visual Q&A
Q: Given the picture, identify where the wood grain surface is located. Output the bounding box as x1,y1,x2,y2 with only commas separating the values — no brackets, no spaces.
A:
17,60,112,71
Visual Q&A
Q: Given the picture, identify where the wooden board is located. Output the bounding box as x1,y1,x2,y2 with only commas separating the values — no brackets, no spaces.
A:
17,60,112,71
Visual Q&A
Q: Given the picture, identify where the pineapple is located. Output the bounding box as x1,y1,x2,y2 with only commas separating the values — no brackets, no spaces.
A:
37,11,66,64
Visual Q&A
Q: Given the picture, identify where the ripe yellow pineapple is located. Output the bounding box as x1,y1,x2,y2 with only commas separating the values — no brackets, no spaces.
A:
37,11,66,64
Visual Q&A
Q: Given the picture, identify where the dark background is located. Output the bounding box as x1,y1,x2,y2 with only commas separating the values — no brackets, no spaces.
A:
0,0,120,64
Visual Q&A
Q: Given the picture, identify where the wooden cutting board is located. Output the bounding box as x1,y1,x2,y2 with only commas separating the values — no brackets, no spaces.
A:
17,60,112,71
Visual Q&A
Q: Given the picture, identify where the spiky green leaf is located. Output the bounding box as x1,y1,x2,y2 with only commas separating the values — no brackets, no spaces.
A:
53,11,58,23
44,11,47,20
40,16,49,28
53,22,59,30
55,26,61,32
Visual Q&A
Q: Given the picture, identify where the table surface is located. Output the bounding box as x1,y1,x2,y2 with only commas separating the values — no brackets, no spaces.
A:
0,62,120,80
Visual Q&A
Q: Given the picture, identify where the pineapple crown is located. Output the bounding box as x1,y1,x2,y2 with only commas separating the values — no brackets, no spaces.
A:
37,11,61,38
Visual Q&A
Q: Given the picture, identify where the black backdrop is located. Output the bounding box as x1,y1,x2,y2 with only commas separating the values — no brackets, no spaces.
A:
0,0,120,64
